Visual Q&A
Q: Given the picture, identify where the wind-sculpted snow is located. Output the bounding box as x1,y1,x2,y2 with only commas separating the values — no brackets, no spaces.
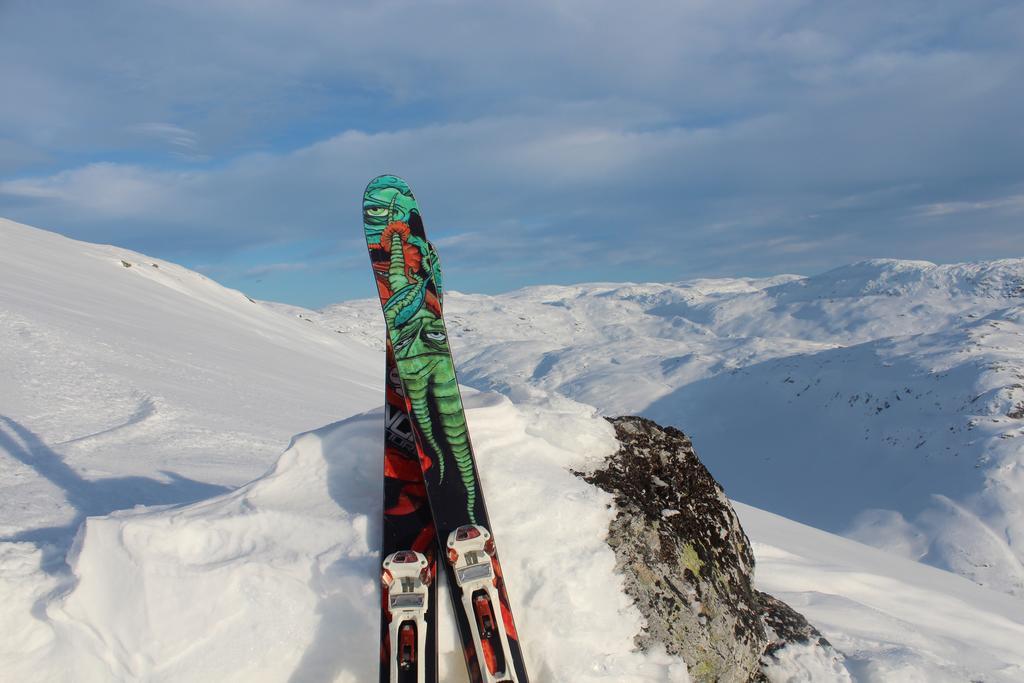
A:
2,387,1020,682
3,394,1020,682
1,393,699,681
320,258,1024,595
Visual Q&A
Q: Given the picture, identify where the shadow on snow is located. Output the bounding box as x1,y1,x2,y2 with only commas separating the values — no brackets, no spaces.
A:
0,414,230,573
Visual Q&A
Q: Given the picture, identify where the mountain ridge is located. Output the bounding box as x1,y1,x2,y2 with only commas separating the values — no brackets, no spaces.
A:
316,254,1024,595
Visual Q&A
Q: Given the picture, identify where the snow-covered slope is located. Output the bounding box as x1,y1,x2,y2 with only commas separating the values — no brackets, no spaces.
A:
736,502,1024,682
318,259,1024,595
4,219,1022,681
6,392,1021,682
0,218,381,557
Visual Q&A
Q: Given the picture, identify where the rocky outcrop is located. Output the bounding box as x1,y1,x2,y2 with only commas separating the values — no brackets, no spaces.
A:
576,416,847,682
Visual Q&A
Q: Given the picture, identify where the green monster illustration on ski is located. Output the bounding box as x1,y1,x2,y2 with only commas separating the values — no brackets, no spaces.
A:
364,175,478,523
364,175,529,683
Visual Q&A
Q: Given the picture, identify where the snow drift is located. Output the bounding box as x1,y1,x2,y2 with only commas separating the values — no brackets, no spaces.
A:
3,393,694,682
5,393,1021,682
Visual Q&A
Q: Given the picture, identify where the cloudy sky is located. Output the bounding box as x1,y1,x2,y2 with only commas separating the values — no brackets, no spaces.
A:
1,1,1022,307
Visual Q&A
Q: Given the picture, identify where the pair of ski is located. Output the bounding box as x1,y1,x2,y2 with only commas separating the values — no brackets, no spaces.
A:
363,175,529,683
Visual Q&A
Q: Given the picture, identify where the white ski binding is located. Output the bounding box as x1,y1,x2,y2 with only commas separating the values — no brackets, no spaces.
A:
382,550,431,682
446,525,518,683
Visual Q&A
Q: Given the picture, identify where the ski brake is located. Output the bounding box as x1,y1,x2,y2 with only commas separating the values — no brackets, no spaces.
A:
446,525,518,683
383,550,431,683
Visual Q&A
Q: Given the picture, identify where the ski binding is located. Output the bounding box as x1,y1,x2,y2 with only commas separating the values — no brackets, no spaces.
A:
446,525,518,683
382,550,431,682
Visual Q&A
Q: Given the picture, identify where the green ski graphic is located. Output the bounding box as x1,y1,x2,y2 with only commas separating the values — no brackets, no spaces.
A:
364,175,476,522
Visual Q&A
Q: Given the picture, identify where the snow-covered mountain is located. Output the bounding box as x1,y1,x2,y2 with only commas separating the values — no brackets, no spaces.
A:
317,259,1024,596
2,217,1023,681
0,217,381,554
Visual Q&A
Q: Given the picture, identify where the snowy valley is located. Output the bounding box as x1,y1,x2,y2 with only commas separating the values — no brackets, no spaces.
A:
2,217,1023,681
318,260,1024,598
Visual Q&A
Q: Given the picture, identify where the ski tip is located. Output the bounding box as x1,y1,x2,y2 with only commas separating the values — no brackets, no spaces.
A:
365,174,412,195
362,175,419,235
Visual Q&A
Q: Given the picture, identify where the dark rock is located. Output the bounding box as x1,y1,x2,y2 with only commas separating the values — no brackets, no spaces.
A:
749,591,848,681
575,416,847,682
757,591,829,653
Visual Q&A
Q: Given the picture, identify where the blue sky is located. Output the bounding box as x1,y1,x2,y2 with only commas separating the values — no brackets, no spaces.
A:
1,1,1022,308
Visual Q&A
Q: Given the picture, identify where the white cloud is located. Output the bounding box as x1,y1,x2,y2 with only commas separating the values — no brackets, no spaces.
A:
0,0,1022,289
0,163,187,217
917,194,1024,217
129,123,208,161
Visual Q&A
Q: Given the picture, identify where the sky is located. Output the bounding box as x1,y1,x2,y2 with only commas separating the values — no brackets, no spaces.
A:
1,1,1022,308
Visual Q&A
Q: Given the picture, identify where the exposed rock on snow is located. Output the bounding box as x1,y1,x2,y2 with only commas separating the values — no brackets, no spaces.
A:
578,416,764,680
578,416,847,682
753,592,849,683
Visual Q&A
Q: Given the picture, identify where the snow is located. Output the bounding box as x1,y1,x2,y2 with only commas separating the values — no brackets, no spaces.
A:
318,259,1024,596
2,217,1023,681
4,392,688,681
739,503,1024,682
0,217,380,552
